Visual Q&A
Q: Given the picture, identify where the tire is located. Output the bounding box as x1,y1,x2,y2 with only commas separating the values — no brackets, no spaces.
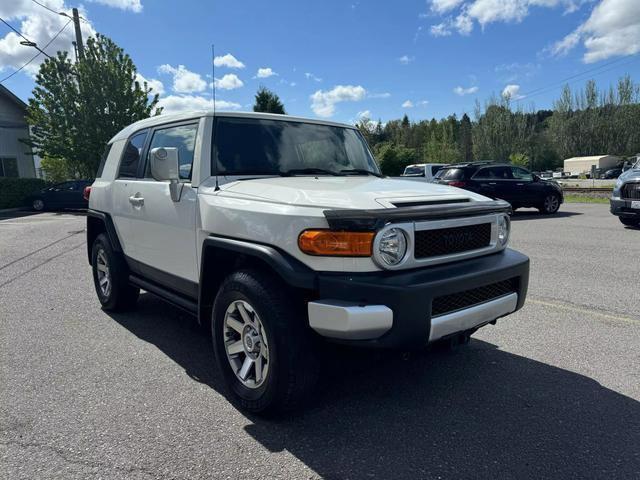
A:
539,193,560,214
212,269,319,414
91,233,139,311
32,198,45,211
619,217,640,227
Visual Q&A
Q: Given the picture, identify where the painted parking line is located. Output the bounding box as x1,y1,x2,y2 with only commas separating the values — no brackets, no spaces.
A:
528,298,640,326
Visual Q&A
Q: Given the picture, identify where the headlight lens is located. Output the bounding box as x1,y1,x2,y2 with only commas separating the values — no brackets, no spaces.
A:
497,215,510,246
378,227,408,265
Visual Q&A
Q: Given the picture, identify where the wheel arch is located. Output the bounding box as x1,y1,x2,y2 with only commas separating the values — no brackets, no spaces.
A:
198,236,317,326
86,210,123,265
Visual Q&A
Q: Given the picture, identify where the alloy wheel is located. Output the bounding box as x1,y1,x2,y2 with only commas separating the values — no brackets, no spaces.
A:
544,195,559,213
33,199,44,211
223,300,270,389
96,248,111,298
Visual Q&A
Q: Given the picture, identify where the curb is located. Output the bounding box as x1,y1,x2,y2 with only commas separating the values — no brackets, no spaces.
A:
0,207,27,213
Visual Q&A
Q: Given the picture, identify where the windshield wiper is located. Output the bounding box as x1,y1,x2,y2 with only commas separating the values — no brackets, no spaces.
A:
339,168,384,178
282,168,342,176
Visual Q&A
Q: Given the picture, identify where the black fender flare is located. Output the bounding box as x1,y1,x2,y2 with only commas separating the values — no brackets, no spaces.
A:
86,209,123,263
198,235,317,325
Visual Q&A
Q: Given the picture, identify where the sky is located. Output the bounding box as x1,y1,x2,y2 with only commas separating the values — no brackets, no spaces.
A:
1,0,639,124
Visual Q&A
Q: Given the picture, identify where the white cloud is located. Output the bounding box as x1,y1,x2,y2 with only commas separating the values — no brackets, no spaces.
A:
398,55,415,64
494,62,540,82
455,13,474,35
213,53,245,69
256,67,277,78
550,0,640,63
369,92,391,98
402,100,414,108
213,73,244,90
310,85,366,117
453,85,479,95
430,23,452,36
502,84,525,99
157,94,241,114
0,1,96,77
88,0,142,12
357,110,372,119
158,64,207,93
431,0,465,14
305,72,323,82
136,73,164,95
418,100,430,106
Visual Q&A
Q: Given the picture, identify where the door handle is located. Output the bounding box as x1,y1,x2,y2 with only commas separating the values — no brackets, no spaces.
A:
488,182,497,185
516,183,524,186
129,195,144,207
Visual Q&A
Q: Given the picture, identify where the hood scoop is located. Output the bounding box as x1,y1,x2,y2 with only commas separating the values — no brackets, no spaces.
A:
391,198,470,208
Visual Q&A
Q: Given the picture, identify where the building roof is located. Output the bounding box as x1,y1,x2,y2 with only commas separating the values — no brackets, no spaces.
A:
564,155,620,162
0,84,28,112
110,110,356,142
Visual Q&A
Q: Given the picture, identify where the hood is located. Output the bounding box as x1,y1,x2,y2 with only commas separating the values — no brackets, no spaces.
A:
620,166,640,182
218,176,488,210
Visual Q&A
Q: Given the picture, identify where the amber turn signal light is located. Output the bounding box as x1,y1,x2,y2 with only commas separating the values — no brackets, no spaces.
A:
298,230,374,256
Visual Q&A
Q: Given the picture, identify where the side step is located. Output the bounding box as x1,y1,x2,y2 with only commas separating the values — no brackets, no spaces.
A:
129,274,198,316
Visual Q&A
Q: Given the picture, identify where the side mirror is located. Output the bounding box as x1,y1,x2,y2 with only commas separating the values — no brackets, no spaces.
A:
150,147,183,202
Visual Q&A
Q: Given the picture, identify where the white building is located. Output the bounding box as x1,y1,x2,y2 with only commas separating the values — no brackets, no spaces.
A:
563,155,620,177
0,85,36,178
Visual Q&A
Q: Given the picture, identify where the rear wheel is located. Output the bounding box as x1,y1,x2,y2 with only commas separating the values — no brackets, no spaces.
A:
91,233,139,311
619,217,640,227
539,193,560,214
32,198,45,211
212,269,319,414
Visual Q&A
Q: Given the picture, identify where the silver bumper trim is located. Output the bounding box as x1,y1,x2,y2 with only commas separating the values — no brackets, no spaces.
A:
429,293,518,342
308,300,393,340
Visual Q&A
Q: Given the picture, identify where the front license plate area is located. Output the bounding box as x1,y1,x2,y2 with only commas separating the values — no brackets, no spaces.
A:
631,201,640,209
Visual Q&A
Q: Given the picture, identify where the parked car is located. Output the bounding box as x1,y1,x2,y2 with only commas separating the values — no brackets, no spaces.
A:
86,112,529,414
610,159,640,227
603,168,623,179
433,162,564,214
28,180,93,211
399,163,444,182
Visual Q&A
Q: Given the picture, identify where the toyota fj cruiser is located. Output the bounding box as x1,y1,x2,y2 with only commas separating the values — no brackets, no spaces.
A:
86,111,529,413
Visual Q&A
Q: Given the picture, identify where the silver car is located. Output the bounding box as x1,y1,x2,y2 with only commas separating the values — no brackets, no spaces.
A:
611,158,640,227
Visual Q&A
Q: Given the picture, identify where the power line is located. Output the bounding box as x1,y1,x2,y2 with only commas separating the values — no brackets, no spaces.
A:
0,17,35,45
0,19,72,84
29,0,88,22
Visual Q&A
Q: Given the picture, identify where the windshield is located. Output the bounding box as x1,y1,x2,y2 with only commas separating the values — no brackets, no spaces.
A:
213,117,380,176
403,166,424,176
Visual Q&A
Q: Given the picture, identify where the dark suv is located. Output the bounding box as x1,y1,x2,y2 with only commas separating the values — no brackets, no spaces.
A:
433,162,564,214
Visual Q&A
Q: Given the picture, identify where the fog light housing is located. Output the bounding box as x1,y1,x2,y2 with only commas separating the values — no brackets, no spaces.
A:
497,215,510,246
377,227,408,266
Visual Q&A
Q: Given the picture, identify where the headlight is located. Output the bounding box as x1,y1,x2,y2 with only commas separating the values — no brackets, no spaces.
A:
497,215,510,246
377,227,408,266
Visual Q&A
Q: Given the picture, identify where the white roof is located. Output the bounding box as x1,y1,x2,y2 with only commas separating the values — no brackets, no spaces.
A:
110,110,356,142
564,155,620,162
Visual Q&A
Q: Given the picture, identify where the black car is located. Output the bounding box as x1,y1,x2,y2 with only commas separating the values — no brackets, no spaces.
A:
28,180,93,211
433,162,564,214
603,168,622,179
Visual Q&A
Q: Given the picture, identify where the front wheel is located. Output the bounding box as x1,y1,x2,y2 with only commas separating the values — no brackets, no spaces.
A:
539,193,560,214
32,198,45,211
212,269,319,414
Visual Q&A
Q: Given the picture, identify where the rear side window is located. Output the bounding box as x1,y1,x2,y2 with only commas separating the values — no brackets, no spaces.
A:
118,131,147,178
145,123,198,180
96,144,112,178
436,168,466,180
431,165,442,175
403,166,424,176
474,167,512,179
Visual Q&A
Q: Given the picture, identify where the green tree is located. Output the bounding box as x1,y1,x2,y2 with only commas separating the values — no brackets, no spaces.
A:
374,143,418,176
509,153,529,168
253,86,286,114
40,156,73,183
458,113,473,162
26,34,161,179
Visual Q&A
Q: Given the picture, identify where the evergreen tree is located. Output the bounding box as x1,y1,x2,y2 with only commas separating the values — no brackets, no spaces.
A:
459,113,473,162
253,86,286,114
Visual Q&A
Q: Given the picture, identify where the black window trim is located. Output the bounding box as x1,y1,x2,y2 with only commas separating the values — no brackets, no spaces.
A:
116,129,150,179
139,119,201,182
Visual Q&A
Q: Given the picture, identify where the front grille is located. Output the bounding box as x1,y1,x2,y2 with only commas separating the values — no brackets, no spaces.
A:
622,182,640,200
431,279,517,317
414,223,491,259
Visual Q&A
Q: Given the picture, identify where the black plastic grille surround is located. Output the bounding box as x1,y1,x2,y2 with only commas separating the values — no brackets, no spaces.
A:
431,279,517,318
622,182,640,200
414,223,492,259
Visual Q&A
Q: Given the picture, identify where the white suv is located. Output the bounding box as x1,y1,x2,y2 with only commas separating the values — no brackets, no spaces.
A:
86,111,529,413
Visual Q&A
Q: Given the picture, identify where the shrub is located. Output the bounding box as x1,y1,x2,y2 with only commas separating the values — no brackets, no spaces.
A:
0,177,49,209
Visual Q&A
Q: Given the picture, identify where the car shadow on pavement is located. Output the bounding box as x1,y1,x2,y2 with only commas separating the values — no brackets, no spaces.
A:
510,209,583,221
107,293,640,479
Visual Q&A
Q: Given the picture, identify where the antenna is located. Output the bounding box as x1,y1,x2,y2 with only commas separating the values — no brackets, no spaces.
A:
212,44,220,191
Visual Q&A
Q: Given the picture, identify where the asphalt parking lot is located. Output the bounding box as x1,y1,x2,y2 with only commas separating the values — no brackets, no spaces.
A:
1,204,639,479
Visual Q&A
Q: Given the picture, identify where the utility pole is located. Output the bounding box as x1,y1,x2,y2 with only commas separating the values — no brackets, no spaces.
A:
72,8,84,60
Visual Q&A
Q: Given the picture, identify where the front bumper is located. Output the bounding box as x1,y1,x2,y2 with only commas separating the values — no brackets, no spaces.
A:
309,248,529,349
610,198,640,218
